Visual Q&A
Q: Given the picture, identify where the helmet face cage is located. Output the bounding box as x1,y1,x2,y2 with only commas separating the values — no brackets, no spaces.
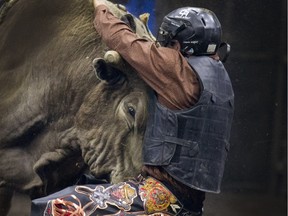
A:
157,20,181,47
157,7,222,56
157,25,171,47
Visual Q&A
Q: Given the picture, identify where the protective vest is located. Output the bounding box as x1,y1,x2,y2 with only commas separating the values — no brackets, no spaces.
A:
143,56,234,193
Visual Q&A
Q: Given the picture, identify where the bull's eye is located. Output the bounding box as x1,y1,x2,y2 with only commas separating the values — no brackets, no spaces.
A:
128,106,136,118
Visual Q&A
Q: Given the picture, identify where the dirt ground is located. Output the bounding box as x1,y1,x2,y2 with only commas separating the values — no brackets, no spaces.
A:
7,191,287,216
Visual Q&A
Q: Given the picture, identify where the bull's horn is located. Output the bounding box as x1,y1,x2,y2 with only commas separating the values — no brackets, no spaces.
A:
139,13,150,25
103,50,127,74
104,50,123,65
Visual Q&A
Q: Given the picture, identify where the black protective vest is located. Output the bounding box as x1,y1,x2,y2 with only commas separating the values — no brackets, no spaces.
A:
143,56,234,193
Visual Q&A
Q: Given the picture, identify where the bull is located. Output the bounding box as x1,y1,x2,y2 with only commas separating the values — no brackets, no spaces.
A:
0,0,154,214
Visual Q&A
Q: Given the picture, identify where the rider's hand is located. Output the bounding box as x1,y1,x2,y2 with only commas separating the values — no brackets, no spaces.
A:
93,0,108,8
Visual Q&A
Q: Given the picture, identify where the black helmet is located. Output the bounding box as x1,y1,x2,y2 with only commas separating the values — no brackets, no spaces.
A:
157,7,222,56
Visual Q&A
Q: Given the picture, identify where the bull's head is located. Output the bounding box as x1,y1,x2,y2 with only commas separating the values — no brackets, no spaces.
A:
76,53,150,183
75,3,155,183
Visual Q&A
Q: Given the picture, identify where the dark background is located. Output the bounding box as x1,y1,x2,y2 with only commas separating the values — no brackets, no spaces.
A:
116,0,287,215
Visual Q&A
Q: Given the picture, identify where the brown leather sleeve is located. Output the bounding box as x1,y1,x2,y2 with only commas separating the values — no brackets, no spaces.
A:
94,5,200,110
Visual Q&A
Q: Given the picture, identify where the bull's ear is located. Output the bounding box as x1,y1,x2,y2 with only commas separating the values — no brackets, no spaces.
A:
121,14,136,33
93,58,124,84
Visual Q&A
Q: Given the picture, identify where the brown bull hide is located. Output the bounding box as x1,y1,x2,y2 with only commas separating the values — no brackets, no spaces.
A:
0,0,153,214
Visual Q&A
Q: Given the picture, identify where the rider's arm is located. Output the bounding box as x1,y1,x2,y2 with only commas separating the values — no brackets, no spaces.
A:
94,5,200,110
